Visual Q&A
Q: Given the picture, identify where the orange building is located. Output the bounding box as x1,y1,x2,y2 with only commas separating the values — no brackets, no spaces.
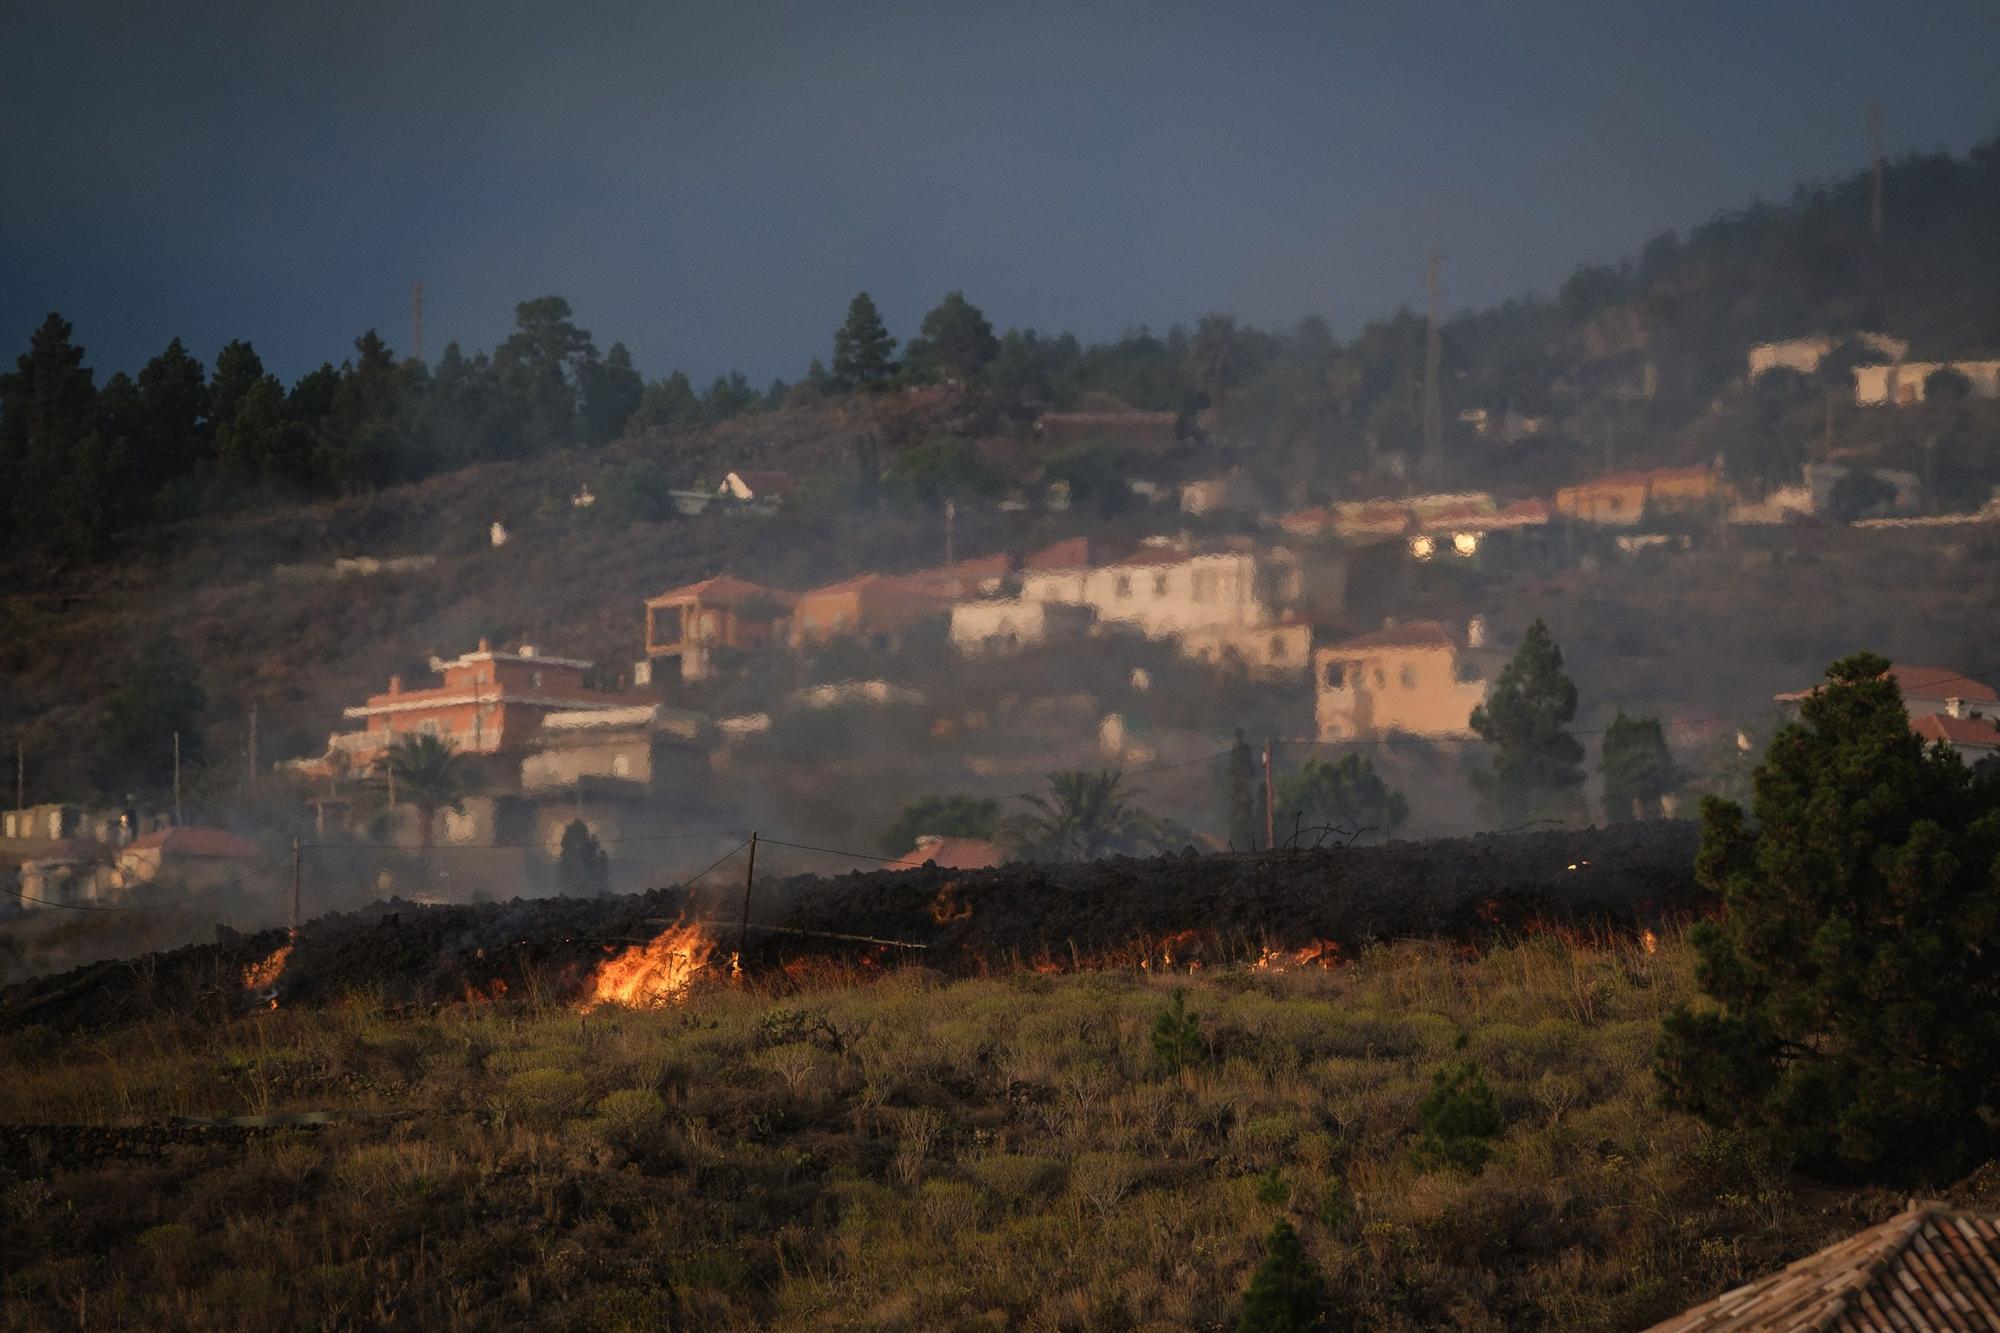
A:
314,640,636,774
1313,621,1489,742
643,576,795,681
792,557,1011,647
1553,466,1723,527
792,574,957,646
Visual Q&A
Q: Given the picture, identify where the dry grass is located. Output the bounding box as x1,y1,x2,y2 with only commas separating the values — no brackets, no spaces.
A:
0,931,1912,1330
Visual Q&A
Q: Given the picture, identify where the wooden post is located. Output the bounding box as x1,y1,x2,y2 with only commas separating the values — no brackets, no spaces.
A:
1262,740,1276,852
290,836,302,940
14,740,21,816
172,731,182,826
737,833,759,965
247,701,258,788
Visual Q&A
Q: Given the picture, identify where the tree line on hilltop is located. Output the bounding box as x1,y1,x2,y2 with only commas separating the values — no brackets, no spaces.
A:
5,137,1998,565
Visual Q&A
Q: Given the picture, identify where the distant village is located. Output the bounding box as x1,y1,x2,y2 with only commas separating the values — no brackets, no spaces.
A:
5,333,1998,913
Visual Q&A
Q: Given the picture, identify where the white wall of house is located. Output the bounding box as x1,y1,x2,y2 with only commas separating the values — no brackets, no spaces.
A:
949,598,1049,656
1022,552,1267,638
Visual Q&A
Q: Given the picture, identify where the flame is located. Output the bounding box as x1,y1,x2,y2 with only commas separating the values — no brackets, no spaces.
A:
463,977,509,1004
239,943,292,1010
579,921,715,1009
1252,940,1342,973
929,881,972,924
241,943,292,995
1640,929,1659,956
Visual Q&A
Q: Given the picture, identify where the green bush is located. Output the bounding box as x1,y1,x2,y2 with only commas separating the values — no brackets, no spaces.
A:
1410,1060,1503,1174
1238,1218,1326,1332
1151,989,1205,1077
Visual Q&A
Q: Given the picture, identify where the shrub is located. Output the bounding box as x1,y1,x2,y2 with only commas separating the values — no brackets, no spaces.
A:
1151,989,1205,1077
1237,1218,1326,1332
1411,1060,1503,1174
592,1088,667,1150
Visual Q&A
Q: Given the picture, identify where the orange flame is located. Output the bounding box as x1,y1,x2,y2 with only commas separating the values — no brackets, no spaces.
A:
463,977,509,1004
241,944,292,990
1640,929,1659,956
240,943,292,1010
929,881,972,924
580,921,715,1009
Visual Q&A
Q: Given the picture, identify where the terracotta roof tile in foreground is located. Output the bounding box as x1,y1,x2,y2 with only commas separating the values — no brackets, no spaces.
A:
1648,1203,2000,1331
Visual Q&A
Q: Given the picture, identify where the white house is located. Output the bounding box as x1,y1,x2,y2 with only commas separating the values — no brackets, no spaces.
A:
1853,360,2000,406
1747,332,1906,381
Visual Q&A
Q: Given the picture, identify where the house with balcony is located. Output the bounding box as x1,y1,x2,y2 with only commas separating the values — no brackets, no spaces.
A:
1313,621,1490,742
642,576,795,682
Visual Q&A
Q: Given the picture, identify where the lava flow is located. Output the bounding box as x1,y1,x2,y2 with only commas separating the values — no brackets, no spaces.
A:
579,921,715,1009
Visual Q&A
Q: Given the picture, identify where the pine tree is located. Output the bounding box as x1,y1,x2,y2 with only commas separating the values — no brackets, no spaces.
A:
904,291,997,383
1469,619,1583,827
831,292,898,391
1655,652,2000,1181
1237,1219,1326,1332
1599,711,1677,820
556,819,611,896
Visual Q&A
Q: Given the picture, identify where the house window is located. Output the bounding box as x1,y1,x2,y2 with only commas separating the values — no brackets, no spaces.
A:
1323,662,1345,689
1192,569,1216,602
1373,667,1386,689
1153,572,1169,597
531,671,543,689
611,754,631,777
1114,575,1132,599
1400,664,1418,690
1269,634,1286,660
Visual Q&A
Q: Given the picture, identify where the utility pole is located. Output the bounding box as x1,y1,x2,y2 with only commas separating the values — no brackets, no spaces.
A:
1869,102,1884,241
172,731,182,826
1421,251,1444,482
410,280,425,363
943,498,956,566
247,701,259,789
737,833,759,966
1262,740,1276,852
290,836,302,940
14,740,22,816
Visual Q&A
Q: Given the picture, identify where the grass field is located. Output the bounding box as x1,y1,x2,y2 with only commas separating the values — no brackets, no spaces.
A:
0,930,1916,1330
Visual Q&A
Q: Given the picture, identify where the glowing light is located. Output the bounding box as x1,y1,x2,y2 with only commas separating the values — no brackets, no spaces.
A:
240,944,293,1011
1641,930,1659,956
579,920,715,1009
1453,531,1480,556
1410,535,1436,560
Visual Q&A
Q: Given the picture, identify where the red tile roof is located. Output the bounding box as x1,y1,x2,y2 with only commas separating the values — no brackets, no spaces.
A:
124,827,261,860
1647,1202,2000,1331
1913,713,2000,748
1323,620,1457,653
892,836,1002,870
1776,665,1998,708
644,576,795,608
1893,666,1999,705
1024,537,1103,570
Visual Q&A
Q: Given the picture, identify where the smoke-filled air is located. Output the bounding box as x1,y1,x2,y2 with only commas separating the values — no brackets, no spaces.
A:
3,3,1999,1328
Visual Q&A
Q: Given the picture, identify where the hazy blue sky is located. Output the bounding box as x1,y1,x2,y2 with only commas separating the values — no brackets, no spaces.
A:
5,1,1996,385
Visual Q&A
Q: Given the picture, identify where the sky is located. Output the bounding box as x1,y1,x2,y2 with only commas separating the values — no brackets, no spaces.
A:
4,1,1997,387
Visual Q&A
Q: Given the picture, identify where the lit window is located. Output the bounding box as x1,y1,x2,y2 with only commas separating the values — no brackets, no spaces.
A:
612,754,630,777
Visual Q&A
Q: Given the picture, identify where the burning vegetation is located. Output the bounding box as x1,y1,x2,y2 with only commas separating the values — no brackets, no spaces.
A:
577,920,716,1010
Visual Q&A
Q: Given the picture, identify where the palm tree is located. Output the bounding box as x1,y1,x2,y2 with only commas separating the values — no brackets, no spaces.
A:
379,734,480,876
1004,769,1164,863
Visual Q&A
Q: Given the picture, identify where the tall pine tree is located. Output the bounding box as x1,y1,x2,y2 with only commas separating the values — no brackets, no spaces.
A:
831,292,898,391
1469,619,1583,828
1656,653,2000,1182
